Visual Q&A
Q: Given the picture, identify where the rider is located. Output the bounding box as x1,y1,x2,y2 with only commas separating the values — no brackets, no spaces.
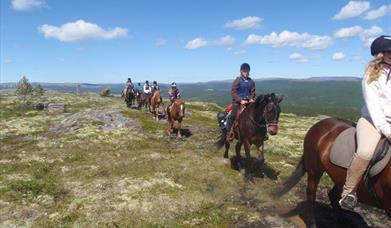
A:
125,77,133,89
143,80,152,95
123,77,134,96
151,81,160,94
167,82,181,111
135,82,142,92
339,35,391,211
151,81,162,102
225,63,256,141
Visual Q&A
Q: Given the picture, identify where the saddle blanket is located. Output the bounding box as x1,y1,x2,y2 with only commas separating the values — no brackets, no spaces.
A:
330,127,391,177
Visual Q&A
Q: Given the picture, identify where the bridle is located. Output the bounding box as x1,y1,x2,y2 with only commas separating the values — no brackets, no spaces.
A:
243,100,279,129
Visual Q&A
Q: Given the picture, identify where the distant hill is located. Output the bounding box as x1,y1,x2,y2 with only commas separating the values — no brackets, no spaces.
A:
0,77,363,120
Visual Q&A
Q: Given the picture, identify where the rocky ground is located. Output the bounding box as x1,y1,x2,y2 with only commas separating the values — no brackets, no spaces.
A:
0,90,390,227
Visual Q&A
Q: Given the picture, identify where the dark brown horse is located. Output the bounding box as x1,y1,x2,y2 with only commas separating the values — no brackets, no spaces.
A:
165,99,185,138
150,90,162,121
216,93,283,164
275,118,391,226
122,86,134,108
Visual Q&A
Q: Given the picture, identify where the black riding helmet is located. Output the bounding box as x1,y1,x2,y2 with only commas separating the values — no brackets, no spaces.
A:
240,63,250,72
145,80,149,84
153,81,157,85
370,35,391,56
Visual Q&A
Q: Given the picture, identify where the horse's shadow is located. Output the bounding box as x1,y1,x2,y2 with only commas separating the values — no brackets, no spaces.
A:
229,156,280,181
170,128,193,139
280,201,369,228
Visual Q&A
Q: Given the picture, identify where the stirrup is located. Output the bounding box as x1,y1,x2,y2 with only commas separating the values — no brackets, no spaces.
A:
339,194,357,211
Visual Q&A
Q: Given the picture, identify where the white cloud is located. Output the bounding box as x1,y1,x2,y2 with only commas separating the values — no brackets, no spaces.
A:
361,25,383,47
185,38,209,49
334,26,363,38
11,0,45,11
156,38,167,47
233,50,247,55
245,30,332,50
364,4,391,20
333,1,370,20
185,35,235,49
3,59,12,64
289,53,309,63
38,20,128,42
332,52,346,61
225,16,262,30
351,56,363,61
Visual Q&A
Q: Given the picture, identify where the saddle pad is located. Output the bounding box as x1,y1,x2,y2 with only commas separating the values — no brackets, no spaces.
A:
330,127,391,177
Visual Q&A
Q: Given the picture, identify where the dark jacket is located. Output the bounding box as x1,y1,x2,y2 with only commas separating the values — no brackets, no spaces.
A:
231,76,256,103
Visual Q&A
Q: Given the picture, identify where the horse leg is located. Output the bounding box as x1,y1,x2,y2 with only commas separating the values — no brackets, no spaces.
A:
235,142,242,168
306,170,324,227
166,118,172,136
177,120,182,139
255,141,265,163
224,141,230,159
243,139,251,159
155,107,159,121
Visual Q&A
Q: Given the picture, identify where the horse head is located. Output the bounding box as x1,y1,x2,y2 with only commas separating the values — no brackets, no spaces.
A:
174,99,185,118
255,93,283,135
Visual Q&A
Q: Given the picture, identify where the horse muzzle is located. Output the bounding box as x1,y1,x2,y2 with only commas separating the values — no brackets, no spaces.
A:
268,123,278,135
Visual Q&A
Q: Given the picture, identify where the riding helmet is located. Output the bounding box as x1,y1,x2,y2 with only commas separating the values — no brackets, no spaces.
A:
128,78,131,81
370,35,391,56
145,80,149,84
153,81,157,84
171,82,177,87
240,63,251,72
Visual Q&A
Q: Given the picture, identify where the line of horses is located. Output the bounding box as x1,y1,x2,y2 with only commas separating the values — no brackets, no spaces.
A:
122,86,186,139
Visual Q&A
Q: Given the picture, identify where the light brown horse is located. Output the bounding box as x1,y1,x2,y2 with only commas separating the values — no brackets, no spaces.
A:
150,90,162,121
275,118,391,226
165,99,185,138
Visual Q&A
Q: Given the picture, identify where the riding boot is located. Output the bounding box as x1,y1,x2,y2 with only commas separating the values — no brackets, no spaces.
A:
339,153,370,211
225,103,240,142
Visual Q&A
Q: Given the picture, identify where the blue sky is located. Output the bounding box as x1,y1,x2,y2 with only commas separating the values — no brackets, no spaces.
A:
1,0,391,83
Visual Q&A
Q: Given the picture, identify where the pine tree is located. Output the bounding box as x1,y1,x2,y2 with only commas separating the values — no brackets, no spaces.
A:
16,76,33,103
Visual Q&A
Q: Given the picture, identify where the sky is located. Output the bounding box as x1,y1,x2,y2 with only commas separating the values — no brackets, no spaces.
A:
1,0,391,83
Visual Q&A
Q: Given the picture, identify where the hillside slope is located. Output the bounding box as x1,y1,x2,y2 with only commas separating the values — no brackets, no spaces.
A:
0,91,388,227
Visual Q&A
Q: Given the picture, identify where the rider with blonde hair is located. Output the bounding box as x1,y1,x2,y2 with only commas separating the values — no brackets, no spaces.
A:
339,35,391,211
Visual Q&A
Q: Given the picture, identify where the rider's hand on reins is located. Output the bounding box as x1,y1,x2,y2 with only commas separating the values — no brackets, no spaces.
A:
240,100,248,105
387,135,391,143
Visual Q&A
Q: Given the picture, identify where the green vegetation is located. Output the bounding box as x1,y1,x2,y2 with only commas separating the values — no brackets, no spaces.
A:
0,90,352,226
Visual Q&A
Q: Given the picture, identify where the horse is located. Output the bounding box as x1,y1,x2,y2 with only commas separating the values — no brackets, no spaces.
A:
275,118,391,226
165,99,186,139
141,93,152,112
134,89,143,110
150,90,162,121
216,93,283,165
122,86,134,108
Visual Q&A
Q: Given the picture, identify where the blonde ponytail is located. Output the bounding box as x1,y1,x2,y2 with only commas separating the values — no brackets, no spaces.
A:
365,52,384,83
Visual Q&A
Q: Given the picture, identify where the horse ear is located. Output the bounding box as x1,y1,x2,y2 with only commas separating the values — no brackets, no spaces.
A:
256,95,265,103
277,95,284,103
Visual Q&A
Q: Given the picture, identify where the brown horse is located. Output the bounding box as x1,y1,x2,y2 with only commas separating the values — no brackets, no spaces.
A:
122,86,134,108
150,90,162,121
275,118,391,226
165,99,185,138
216,93,283,164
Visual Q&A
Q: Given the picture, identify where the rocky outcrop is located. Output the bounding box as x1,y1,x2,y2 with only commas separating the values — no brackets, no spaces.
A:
49,108,142,134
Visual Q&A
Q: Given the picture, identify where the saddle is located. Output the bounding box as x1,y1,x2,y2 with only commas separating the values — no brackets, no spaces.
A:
227,104,247,142
330,127,391,177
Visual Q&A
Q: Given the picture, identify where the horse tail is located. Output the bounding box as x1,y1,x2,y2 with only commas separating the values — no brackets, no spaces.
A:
273,155,306,198
215,129,227,150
